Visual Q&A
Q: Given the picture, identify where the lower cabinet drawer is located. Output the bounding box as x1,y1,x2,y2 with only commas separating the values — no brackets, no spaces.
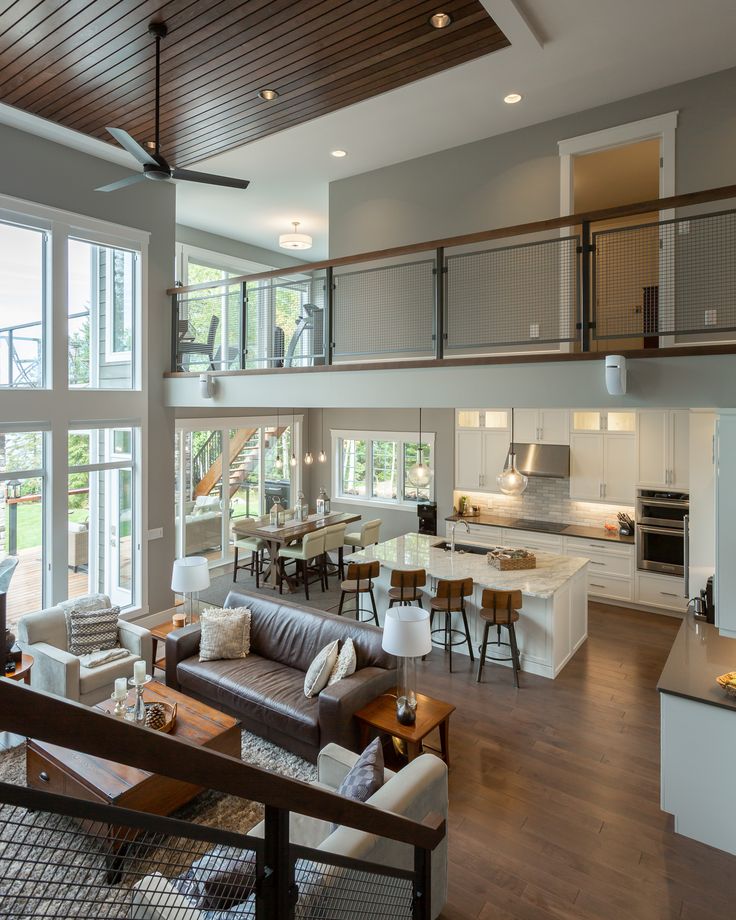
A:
587,573,633,601
582,552,632,578
27,748,69,795
501,530,563,553
635,573,688,612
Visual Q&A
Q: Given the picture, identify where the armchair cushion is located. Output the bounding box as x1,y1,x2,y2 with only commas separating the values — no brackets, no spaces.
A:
79,654,141,697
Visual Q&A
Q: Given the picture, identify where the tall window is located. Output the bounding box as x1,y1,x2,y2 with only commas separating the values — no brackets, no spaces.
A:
67,427,138,607
0,221,46,389
334,431,434,508
0,430,46,626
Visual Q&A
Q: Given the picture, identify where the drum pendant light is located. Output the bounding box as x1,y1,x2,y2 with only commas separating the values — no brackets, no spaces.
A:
497,408,528,495
407,408,433,488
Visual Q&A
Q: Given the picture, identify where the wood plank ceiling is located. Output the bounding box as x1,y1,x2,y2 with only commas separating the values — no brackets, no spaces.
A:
0,1,510,167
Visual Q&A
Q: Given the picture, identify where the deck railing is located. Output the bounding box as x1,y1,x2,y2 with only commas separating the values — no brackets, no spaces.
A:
167,184,736,374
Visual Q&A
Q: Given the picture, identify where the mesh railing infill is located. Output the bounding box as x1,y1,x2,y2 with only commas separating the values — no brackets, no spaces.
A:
174,283,242,372
332,260,435,359
445,235,579,351
592,208,736,339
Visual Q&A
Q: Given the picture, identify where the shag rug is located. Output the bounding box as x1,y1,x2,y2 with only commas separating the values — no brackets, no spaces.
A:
0,732,316,918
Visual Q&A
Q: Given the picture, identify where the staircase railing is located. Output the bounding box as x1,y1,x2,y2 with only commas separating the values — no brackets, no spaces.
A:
0,680,443,919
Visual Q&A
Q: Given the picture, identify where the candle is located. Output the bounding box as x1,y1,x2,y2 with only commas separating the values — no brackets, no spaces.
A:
133,660,146,685
114,677,127,700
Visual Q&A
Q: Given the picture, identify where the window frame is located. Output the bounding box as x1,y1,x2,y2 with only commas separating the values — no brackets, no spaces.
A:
103,246,136,364
332,429,435,511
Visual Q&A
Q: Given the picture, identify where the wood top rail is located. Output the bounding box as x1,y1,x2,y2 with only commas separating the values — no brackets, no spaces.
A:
0,680,445,851
167,183,736,296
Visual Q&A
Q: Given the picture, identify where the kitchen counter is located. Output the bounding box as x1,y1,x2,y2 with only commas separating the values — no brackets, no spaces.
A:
446,512,635,545
658,614,736,712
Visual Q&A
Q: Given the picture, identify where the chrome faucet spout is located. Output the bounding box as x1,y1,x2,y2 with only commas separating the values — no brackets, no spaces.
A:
450,519,471,553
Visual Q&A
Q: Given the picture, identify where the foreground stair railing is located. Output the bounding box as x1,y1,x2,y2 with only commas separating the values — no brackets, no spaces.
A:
168,183,736,373
0,680,443,919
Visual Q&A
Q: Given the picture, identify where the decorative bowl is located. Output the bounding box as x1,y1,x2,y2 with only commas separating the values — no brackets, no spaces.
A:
144,700,177,733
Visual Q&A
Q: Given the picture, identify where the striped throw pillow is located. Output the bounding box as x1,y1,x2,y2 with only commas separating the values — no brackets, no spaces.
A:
66,606,120,657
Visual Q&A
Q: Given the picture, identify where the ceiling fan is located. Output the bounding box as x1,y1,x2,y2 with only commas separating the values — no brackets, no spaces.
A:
96,21,250,193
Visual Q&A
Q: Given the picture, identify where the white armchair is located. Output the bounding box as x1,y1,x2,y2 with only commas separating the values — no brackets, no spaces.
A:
17,593,152,705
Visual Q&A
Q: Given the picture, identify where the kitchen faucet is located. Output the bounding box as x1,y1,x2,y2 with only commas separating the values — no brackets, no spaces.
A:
450,519,470,553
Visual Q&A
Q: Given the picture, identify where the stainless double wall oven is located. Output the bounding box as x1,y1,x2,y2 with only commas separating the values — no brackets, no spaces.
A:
636,489,689,578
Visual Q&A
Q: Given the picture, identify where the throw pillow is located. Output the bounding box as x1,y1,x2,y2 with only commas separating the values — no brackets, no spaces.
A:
66,606,120,657
327,637,357,687
199,607,251,662
336,737,384,803
174,845,257,911
303,640,339,698
59,593,111,616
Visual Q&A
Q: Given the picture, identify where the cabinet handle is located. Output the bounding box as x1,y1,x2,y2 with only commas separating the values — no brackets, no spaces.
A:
39,771,50,783
660,592,680,598
590,583,606,589
590,560,605,566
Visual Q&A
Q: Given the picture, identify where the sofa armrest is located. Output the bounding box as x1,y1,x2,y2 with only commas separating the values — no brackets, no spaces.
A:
118,621,153,671
318,666,397,752
28,642,80,701
165,624,201,690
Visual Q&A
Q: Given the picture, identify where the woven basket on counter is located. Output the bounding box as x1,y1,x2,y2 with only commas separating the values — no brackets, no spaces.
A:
487,548,536,571
716,672,736,698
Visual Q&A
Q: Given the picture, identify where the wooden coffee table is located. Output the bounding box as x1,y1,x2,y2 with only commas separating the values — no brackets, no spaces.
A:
355,691,455,767
27,679,240,880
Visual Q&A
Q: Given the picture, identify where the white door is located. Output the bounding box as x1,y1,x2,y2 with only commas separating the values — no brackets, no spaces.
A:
482,429,513,494
603,435,636,504
570,433,604,500
512,409,538,443
455,430,482,490
670,410,690,489
539,409,569,444
637,410,668,486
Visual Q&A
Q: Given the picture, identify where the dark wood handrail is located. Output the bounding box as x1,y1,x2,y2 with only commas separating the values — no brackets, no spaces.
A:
0,680,445,850
167,183,736,295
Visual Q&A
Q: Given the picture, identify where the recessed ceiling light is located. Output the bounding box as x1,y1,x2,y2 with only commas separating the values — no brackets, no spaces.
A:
330,149,347,158
429,12,452,29
504,93,523,104
258,88,279,101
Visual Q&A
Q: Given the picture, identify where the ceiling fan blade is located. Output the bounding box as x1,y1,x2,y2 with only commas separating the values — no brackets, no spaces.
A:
172,168,250,190
106,127,158,166
95,174,147,193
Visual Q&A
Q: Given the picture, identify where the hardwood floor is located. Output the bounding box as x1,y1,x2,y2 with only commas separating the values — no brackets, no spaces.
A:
418,602,736,919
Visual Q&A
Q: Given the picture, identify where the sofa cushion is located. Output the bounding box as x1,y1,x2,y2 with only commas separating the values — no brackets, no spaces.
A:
79,653,139,696
177,654,319,746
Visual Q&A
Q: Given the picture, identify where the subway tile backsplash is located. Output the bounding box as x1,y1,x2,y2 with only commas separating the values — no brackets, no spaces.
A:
454,478,634,529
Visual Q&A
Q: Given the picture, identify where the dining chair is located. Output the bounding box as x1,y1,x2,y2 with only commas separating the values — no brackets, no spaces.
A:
277,530,326,600
322,522,348,582
343,518,382,553
232,516,269,587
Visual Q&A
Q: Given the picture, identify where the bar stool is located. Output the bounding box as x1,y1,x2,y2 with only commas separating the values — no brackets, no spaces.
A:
344,519,382,553
278,531,327,600
429,577,474,673
388,568,426,608
232,517,268,588
338,561,380,625
476,588,522,688
322,522,348,583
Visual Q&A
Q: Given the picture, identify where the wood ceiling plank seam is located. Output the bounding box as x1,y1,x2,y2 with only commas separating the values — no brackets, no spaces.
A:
173,31,508,164
166,18,505,152
115,0,470,141
20,0,280,115
59,0,418,132
0,0,60,42
3,0,206,105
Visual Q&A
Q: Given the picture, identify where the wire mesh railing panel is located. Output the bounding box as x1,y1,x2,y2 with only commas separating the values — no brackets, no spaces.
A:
592,208,736,339
292,854,415,919
174,283,243,372
333,260,435,359
0,791,261,919
446,235,579,351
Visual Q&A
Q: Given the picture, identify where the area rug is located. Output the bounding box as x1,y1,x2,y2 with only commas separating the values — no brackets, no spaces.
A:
0,731,316,917
199,565,346,615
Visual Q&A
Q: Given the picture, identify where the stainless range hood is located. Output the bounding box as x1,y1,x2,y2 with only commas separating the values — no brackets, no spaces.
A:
510,442,570,479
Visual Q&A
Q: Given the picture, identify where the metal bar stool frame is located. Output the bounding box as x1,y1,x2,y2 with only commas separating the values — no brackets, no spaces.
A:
476,588,522,688
429,577,475,673
338,561,380,625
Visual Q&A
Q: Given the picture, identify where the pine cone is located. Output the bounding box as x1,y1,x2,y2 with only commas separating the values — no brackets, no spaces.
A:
145,703,167,731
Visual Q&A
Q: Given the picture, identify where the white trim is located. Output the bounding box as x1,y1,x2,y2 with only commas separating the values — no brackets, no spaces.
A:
181,242,272,281
334,494,423,513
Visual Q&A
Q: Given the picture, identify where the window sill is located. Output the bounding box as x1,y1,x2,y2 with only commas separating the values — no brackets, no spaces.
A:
333,494,427,513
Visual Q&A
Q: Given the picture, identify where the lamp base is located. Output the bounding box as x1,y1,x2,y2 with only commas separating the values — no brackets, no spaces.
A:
396,695,417,725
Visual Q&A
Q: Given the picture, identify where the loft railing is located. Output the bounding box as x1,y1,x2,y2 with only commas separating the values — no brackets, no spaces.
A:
167,184,736,374
0,679,443,919
1,310,90,389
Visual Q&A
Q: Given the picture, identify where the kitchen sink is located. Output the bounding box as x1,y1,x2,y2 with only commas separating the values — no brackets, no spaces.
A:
434,541,488,556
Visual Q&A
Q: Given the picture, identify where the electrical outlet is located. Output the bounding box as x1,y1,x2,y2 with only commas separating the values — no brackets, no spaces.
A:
147,527,163,540
705,309,717,327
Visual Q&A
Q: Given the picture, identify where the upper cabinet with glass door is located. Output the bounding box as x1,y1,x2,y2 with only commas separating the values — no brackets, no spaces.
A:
571,410,636,434
455,410,509,430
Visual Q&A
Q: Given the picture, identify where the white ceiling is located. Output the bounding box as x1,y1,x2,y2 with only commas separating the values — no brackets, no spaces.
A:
3,0,736,261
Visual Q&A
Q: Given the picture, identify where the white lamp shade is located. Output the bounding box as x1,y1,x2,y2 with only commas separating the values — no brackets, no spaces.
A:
171,556,210,593
382,606,432,658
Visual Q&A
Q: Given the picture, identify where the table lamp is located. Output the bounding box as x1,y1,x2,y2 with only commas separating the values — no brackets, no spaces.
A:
171,556,210,624
382,606,432,725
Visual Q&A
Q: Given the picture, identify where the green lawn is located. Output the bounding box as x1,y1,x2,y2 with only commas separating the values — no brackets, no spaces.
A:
4,502,87,552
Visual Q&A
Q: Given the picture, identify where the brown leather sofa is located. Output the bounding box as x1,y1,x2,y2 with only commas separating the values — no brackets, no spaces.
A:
165,590,397,763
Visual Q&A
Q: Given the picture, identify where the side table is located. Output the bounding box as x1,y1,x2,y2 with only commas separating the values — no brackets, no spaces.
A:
4,653,33,685
150,609,199,673
354,691,455,767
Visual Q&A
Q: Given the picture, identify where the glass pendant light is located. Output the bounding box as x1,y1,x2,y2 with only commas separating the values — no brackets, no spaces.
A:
497,408,528,495
407,408,433,488
318,407,326,463
290,407,297,467
274,407,283,471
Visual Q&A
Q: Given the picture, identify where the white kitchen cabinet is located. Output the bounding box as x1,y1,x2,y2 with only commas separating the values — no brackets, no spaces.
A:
715,413,736,638
454,428,510,493
563,536,634,602
501,529,563,553
637,410,690,488
455,409,508,430
570,432,635,503
571,410,635,434
514,409,568,444
482,430,511,492
635,572,688,614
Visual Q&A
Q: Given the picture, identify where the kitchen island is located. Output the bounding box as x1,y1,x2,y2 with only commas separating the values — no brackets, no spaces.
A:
348,533,588,679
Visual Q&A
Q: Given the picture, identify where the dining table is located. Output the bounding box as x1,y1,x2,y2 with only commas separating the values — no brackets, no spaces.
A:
232,511,361,592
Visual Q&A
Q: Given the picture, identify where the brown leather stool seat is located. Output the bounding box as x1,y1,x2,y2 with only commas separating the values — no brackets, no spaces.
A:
338,561,380,625
477,588,522,687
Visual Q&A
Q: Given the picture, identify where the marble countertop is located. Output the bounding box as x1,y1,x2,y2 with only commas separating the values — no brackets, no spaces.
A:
446,512,635,545
658,615,736,712
348,533,588,599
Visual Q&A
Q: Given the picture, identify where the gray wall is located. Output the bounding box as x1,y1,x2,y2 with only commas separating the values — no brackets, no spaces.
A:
329,66,736,256
0,122,176,614
176,224,303,273
304,407,454,541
